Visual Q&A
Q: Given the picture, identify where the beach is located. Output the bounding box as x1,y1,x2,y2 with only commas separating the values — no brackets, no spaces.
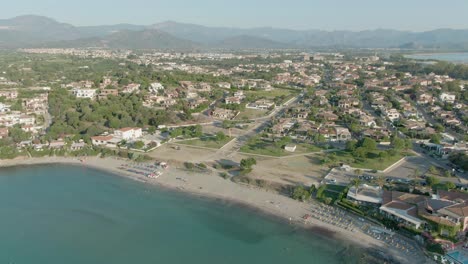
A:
0,156,428,263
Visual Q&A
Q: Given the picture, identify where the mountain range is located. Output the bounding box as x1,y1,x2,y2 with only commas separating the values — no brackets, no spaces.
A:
1,15,468,51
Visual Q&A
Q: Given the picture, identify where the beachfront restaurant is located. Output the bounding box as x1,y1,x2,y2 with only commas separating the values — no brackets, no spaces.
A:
379,204,425,229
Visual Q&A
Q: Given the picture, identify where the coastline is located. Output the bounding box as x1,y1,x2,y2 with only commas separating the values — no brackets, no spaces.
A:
0,156,425,263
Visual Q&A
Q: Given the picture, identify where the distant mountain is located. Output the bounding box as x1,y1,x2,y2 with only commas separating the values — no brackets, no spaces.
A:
77,24,147,38
215,35,289,50
44,29,199,50
0,15,81,47
2,15,468,50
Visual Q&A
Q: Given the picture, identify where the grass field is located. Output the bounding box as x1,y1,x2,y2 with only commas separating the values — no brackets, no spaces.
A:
235,109,268,120
323,150,409,171
240,138,322,157
177,135,233,149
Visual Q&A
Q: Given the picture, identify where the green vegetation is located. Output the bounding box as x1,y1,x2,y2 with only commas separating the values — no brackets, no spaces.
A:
239,157,257,174
169,125,203,139
291,185,311,202
316,184,347,204
177,133,232,149
240,136,321,157
322,150,407,171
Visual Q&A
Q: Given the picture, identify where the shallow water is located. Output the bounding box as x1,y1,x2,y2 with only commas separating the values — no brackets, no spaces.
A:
0,164,364,264
406,53,468,64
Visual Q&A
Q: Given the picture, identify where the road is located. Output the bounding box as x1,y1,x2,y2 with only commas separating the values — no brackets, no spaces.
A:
210,93,303,159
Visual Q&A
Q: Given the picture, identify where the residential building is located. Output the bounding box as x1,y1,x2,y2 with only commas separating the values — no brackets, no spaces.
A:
149,82,165,93
72,88,97,99
439,93,456,104
0,103,10,113
114,127,143,141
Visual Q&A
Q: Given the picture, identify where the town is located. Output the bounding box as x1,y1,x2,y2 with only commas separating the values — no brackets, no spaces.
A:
1,48,468,263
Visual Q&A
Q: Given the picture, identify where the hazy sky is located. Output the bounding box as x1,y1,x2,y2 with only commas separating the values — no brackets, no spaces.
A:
2,0,468,31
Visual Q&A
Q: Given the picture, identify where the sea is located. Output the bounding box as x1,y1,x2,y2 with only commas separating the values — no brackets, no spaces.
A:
405,52,468,64
0,164,366,264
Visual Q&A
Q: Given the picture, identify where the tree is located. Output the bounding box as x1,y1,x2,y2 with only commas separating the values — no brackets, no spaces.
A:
345,140,357,152
428,166,437,174
351,178,361,195
360,137,377,151
215,131,226,142
378,151,388,161
430,134,441,144
353,147,368,159
391,136,405,150
240,158,257,172
374,176,386,188
292,186,311,201
426,176,440,187
444,170,452,178
444,181,456,190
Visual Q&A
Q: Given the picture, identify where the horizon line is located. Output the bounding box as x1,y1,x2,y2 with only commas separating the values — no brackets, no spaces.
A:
3,14,468,33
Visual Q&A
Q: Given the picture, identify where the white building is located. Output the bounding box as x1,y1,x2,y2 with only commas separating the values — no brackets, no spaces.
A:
19,115,35,126
149,82,165,93
439,93,456,104
218,82,231,89
114,127,142,141
383,108,400,121
72,88,97,99
0,103,11,113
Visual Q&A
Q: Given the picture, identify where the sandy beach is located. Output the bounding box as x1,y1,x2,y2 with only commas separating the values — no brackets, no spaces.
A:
0,156,428,263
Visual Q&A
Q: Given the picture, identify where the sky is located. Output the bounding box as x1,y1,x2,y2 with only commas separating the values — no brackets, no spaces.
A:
2,0,468,31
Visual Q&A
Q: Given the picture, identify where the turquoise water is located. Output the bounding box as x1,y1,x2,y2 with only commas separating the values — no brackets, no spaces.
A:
0,165,363,264
406,53,468,64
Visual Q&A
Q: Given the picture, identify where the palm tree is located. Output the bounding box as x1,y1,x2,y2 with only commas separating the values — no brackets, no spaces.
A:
351,178,361,195
374,175,385,188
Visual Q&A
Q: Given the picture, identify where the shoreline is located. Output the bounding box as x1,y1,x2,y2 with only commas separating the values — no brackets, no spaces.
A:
0,156,425,263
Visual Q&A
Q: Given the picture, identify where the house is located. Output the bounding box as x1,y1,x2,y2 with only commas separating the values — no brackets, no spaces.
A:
225,96,242,105
19,115,35,126
49,140,66,149
317,111,338,121
122,83,141,94
284,144,297,152
114,127,142,141
179,81,195,90
359,114,376,127
347,184,383,205
71,142,86,150
22,94,48,112
149,82,165,93
210,108,237,120
417,93,434,105
0,90,18,99
72,88,97,99
91,135,119,146
217,82,231,89
383,108,400,121
246,99,275,110
333,126,352,142
98,89,119,100
0,103,10,113
0,127,8,138
439,93,456,104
